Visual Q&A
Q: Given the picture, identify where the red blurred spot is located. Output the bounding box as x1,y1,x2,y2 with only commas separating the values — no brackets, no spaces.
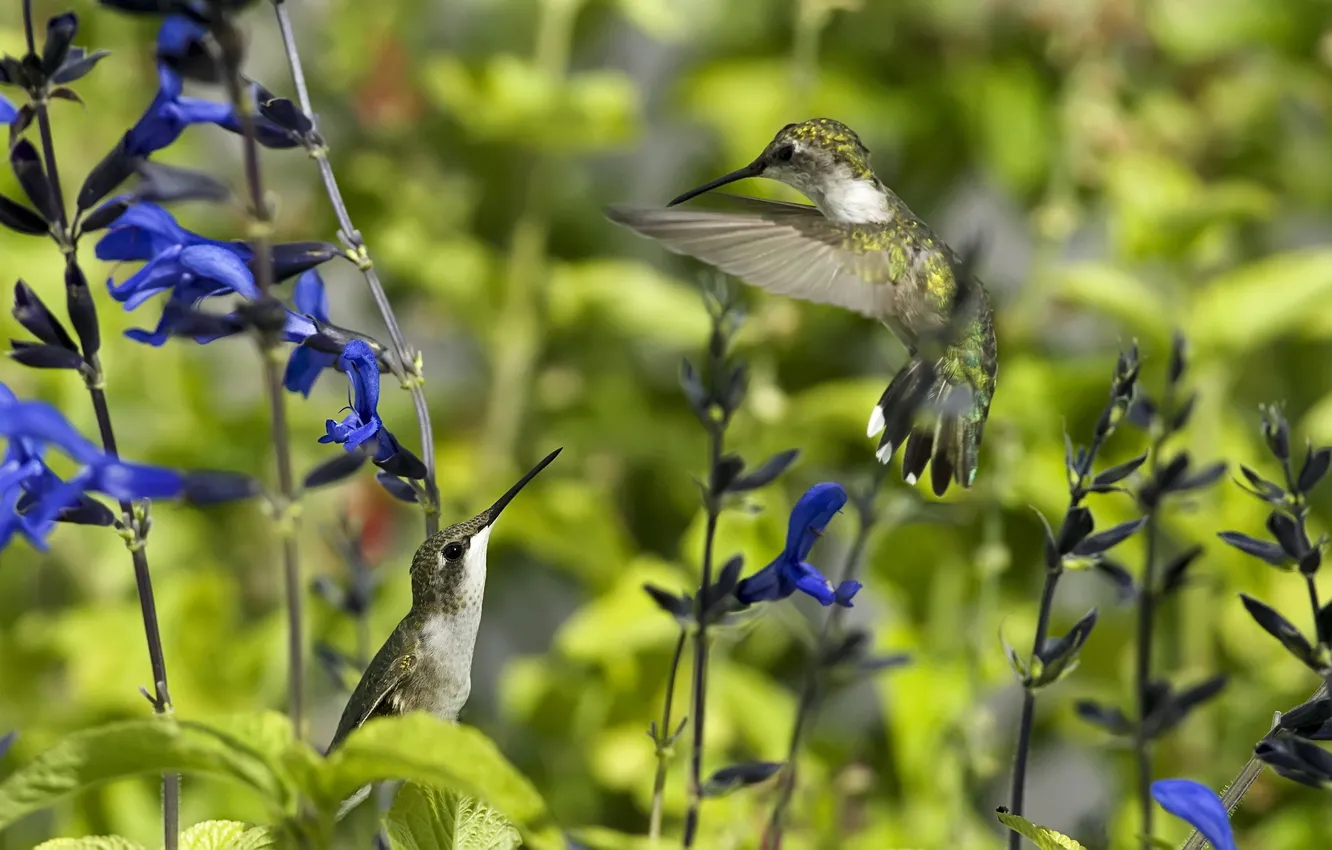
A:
354,33,424,130
351,477,397,565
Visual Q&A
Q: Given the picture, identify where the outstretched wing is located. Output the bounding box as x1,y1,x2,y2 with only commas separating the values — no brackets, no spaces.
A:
605,195,903,323
326,628,417,753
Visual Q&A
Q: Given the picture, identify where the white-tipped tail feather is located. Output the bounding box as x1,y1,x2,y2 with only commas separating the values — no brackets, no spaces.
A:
867,406,886,439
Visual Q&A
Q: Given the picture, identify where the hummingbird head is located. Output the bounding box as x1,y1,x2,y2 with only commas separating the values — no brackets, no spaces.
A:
408,447,562,613
668,119,886,221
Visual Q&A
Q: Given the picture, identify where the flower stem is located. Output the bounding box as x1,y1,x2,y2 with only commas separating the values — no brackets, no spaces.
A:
649,631,687,840
216,22,306,740
1135,420,1170,849
21,4,179,844
269,0,439,535
682,422,724,847
764,465,886,849
1006,568,1061,850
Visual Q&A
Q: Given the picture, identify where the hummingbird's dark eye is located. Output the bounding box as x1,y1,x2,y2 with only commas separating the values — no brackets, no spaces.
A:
443,542,465,561
773,143,795,162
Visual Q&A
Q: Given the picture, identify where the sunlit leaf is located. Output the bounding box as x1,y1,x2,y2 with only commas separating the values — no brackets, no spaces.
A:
995,810,1089,850
386,781,521,850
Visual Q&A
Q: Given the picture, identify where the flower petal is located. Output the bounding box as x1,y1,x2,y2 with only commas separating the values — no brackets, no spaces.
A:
293,270,329,321
787,481,848,560
0,95,18,126
0,401,103,465
1151,779,1236,850
735,560,790,605
88,461,185,502
179,244,257,299
284,346,334,397
834,580,862,607
791,560,837,605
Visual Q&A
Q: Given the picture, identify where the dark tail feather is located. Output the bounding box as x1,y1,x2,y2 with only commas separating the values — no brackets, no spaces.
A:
868,357,991,496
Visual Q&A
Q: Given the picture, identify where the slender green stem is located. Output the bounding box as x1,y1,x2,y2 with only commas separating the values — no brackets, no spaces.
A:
1007,569,1061,850
682,423,724,847
270,0,440,535
217,22,306,740
764,466,885,848
479,0,581,478
21,4,179,844
649,631,687,840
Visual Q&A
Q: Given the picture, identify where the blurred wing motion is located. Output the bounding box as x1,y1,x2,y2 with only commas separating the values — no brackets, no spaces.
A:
606,196,996,495
605,197,896,322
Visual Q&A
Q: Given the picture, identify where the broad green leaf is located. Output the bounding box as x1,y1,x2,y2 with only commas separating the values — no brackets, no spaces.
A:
1049,264,1171,343
995,811,1089,850
179,820,276,850
33,838,146,850
1188,250,1332,353
386,781,520,850
0,714,297,832
320,713,561,850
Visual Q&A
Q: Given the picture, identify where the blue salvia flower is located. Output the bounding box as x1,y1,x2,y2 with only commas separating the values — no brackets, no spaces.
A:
736,482,862,607
283,270,336,396
0,383,184,552
1151,779,1237,850
321,341,389,456
113,16,297,160
0,96,16,125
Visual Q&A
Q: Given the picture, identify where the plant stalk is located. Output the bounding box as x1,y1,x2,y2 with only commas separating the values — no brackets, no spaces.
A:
22,3,179,844
648,631,688,840
217,25,306,740
1006,568,1061,850
270,0,440,535
764,466,886,848
682,422,724,847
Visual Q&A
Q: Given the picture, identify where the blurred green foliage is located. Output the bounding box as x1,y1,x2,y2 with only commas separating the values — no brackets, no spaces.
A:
3,0,1332,847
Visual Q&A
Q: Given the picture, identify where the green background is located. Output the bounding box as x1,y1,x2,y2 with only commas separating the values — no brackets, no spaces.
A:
3,0,1332,846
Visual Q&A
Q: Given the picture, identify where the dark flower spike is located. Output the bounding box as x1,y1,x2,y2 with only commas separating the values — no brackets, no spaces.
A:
1031,607,1097,688
1267,510,1308,560
1236,465,1286,505
133,160,231,205
679,358,709,420
644,584,693,627
0,192,48,236
728,449,799,492
374,471,418,504
8,341,84,370
1072,517,1145,558
51,47,111,86
1158,546,1204,597
179,470,261,505
1055,506,1093,555
1142,676,1228,740
1074,700,1133,736
269,241,340,283
10,141,60,226
710,454,745,495
284,270,337,396
700,762,783,798
12,281,77,352
1254,735,1332,788
1239,594,1320,671
1278,698,1332,740
65,263,100,358
1151,779,1236,850
735,482,860,608
1298,446,1332,495
1166,332,1189,388
1093,559,1138,602
1218,531,1287,567
42,13,79,79
1090,453,1147,491
1262,406,1290,463
303,448,370,491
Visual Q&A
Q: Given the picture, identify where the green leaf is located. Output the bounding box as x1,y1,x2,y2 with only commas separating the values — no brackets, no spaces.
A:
33,839,146,850
0,714,298,832
386,782,521,850
995,810,1089,850
179,820,277,850
1188,249,1332,354
320,713,561,850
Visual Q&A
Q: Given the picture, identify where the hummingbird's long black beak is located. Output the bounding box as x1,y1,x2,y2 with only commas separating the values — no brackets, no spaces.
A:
667,158,766,207
484,447,562,527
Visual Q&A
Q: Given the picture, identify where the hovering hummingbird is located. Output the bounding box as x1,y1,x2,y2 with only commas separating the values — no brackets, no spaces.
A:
326,447,562,754
606,119,998,495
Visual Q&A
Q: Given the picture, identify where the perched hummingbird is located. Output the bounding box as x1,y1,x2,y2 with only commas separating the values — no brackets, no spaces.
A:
606,119,998,495
326,447,562,754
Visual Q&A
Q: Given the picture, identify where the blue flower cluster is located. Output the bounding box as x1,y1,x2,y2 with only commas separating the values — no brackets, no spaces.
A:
0,382,184,551
737,482,862,608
